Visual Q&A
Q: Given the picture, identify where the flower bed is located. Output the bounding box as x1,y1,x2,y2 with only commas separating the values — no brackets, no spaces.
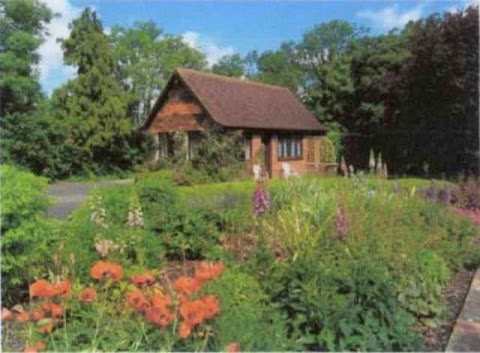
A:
2,170,479,352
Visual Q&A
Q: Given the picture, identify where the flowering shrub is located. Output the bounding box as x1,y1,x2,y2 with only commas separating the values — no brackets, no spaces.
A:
258,177,479,350
4,260,227,352
253,182,270,216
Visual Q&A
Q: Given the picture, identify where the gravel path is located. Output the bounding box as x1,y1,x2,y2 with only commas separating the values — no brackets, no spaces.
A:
47,179,133,219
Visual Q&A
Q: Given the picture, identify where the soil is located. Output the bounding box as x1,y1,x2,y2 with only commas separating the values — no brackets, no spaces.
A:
419,269,475,351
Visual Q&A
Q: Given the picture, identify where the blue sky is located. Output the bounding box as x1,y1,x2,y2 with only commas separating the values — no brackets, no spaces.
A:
40,0,476,93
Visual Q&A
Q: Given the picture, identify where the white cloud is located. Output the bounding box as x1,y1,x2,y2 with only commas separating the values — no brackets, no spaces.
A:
182,31,235,67
38,0,82,94
445,0,479,13
357,4,424,31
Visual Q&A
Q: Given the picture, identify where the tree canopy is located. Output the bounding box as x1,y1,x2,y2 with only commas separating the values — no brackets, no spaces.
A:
0,2,477,179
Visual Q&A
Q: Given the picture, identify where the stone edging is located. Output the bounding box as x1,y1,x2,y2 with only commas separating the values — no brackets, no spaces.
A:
446,268,480,352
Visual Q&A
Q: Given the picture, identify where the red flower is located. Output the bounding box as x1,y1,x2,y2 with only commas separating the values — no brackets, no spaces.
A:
79,288,97,303
131,272,156,287
174,276,202,296
29,280,51,299
195,262,225,282
151,293,172,312
24,346,38,353
179,300,204,326
227,342,240,353
52,280,71,298
42,302,63,318
16,312,30,323
2,308,12,321
200,294,220,320
125,290,149,312
31,310,45,321
144,307,174,329
178,322,192,339
91,260,123,281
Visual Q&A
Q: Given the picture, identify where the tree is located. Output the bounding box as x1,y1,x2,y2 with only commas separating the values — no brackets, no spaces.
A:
350,30,409,133
52,8,137,175
110,22,207,127
0,0,68,178
247,42,305,93
296,21,366,127
211,54,244,77
395,6,479,175
0,0,52,116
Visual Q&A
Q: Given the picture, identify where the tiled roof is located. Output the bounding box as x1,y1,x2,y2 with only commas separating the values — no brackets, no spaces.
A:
144,68,325,132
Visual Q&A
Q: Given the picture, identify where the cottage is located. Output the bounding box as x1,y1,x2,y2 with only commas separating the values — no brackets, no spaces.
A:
142,68,331,178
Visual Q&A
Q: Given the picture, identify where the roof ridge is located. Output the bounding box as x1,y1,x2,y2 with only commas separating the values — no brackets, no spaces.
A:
176,67,290,91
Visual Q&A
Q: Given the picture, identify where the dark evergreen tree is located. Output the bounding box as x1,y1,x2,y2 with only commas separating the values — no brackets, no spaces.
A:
52,8,138,175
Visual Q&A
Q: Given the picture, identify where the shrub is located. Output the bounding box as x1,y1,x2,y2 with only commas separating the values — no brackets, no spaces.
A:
258,176,479,347
0,165,49,233
152,207,222,260
453,177,480,210
1,217,62,305
264,256,423,351
203,266,292,351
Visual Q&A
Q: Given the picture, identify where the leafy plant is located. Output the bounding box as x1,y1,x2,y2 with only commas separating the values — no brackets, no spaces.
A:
0,165,49,233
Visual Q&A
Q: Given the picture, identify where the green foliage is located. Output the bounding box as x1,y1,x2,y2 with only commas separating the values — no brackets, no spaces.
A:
191,129,244,179
257,176,479,348
265,256,422,351
0,164,49,233
110,21,207,127
0,0,52,116
318,136,337,163
246,42,305,92
212,54,245,77
52,8,139,176
203,267,293,351
0,105,82,180
1,217,62,305
0,165,63,305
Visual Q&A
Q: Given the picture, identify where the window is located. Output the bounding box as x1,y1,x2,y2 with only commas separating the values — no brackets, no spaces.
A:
277,136,302,159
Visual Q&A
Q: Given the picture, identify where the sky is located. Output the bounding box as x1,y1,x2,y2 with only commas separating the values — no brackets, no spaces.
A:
39,0,478,94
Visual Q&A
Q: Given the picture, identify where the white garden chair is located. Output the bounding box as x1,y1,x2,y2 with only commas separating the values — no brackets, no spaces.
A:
252,164,262,182
281,163,299,178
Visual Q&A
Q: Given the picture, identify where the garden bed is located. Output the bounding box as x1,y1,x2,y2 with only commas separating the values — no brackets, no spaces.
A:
2,167,480,352
420,269,476,351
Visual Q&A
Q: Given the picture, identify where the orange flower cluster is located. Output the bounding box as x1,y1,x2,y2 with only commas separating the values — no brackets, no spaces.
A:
173,261,224,339
91,260,123,281
29,279,71,299
125,261,225,339
12,277,72,346
79,288,97,303
126,290,175,329
131,272,156,287
177,294,220,338
195,261,225,282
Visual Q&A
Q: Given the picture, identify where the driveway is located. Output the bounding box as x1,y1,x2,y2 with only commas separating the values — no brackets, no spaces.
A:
47,179,133,220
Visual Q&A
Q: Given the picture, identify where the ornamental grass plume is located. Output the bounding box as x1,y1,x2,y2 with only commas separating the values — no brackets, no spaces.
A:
336,206,349,239
127,191,144,229
439,184,452,206
253,182,270,216
369,149,375,173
